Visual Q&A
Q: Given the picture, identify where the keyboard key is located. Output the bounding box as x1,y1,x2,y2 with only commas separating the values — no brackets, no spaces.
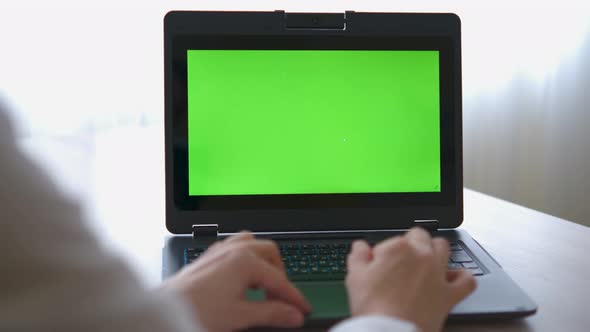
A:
469,268,484,276
462,262,479,269
450,251,473,263
269,241,356,281
447,262,462,270
450,242,462,251
289,273,346,282
185,248,205,261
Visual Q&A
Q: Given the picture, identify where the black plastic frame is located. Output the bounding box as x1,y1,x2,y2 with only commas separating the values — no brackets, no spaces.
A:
164,11,463,234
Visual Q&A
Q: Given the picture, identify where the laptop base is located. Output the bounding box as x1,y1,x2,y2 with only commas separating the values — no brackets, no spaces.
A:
163,229,536,327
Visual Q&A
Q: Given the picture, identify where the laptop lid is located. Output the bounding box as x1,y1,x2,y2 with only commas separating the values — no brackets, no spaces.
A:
164,11,463,234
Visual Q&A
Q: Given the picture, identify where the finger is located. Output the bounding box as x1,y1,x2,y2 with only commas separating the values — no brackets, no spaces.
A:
237,301,305,329
347,240,372,271
243,254,311,313
199,241,222,259
205,239,285,272
446,269,462,281
203,232,256,258
432,237,451,267
224,231,255,243
240,240,284,271
405,227,433,253
372,235,411,261
446,269,477,306
219,240,284,271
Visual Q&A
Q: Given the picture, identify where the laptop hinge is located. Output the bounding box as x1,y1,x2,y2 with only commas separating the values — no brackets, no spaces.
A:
413,220,439,232
192,224,219,239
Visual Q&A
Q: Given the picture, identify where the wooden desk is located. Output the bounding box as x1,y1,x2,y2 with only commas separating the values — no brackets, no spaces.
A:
23,128,590,332
448,191,590,331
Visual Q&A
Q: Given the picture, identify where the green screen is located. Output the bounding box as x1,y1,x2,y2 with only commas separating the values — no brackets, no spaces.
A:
187,50,440,196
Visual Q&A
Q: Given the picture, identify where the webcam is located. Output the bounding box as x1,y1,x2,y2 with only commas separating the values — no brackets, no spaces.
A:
284,12,345,30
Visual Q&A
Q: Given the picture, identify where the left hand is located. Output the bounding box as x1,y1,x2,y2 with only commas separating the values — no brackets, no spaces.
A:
161,232,311,332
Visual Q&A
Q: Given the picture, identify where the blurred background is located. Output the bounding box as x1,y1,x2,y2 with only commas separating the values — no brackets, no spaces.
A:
1,0,589,227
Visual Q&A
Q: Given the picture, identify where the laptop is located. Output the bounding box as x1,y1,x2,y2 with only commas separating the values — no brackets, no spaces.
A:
162,10,537,326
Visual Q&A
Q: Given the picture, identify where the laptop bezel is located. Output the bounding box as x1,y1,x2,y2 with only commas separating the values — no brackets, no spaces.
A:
164,11,463,234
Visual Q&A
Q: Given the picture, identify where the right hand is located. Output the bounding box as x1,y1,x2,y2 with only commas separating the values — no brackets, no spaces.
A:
345,227,477,332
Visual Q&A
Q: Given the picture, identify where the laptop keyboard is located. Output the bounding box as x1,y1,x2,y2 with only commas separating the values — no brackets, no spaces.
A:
184,240,484,281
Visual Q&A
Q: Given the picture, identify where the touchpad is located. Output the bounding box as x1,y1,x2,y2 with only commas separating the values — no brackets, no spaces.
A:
297,281,350,320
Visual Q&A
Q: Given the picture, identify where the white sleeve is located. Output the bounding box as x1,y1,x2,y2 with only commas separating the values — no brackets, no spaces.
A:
0,106,204,332
330,315,421,332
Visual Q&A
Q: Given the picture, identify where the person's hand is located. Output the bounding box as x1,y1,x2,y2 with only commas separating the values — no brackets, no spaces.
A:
161,232,310,332
345,228,477,332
